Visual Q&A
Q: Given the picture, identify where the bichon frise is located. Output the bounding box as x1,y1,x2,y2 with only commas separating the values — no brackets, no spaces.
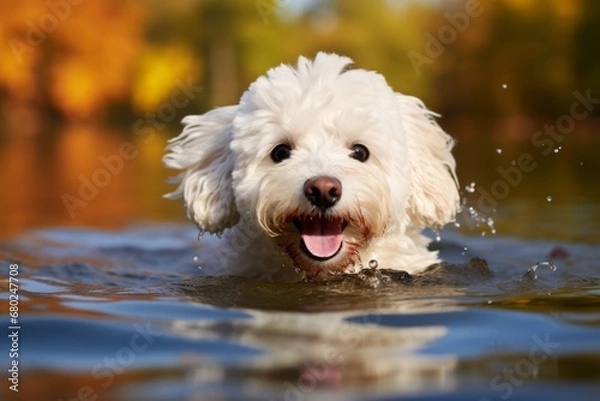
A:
164,52,460,281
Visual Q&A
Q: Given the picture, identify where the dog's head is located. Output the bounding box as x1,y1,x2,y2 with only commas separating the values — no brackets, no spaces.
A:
164,53,459,275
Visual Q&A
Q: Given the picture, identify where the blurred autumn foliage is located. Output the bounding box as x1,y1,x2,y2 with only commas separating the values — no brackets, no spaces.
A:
0,1,145,130
0,0,599,236
1,0,599,134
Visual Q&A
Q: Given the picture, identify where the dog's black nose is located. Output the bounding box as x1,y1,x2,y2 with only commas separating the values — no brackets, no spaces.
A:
304,176,342,208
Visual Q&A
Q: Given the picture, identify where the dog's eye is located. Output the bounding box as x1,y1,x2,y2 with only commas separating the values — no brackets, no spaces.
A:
350,144,369,162
271,144,292,163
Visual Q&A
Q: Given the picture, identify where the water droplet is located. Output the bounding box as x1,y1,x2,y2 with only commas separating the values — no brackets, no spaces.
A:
553,147,561,154
465,182,476,193
197,232,204,241
487,300,492,304
525,260,558,279
368,259,378,269
510,160,517,166
495,148,503,154
454,221,461,228
546,196,552,202
459,202,496,237
502,84,508,89
434,230,441,242
481,232,486,237
579,161,584,166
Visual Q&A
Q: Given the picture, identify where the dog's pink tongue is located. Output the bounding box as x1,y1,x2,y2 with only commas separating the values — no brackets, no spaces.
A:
300,217,343,258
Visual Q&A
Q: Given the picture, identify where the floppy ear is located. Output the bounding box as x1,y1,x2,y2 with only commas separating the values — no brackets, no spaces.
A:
163,106,240,233
399,95,460,229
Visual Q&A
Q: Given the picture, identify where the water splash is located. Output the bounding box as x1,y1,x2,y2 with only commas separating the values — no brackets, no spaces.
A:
525,260,558,279
458,204,497,237
193,255,202,270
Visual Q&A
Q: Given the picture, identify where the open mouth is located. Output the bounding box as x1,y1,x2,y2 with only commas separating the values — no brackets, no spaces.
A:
293,216,347,260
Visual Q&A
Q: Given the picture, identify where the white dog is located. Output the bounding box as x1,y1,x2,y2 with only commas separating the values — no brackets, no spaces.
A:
164,52,459,281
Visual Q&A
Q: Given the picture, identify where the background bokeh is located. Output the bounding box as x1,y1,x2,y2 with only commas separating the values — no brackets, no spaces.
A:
1,0,599,240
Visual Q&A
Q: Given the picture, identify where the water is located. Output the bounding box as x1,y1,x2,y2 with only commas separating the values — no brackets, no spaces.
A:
1,124,600,400
1,223,600,401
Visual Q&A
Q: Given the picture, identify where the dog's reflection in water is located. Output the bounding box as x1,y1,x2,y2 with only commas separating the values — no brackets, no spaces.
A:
170,304,458,395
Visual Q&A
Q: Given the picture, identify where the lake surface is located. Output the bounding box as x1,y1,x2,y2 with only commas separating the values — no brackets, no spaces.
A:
1,122,599,400
1,221,600,401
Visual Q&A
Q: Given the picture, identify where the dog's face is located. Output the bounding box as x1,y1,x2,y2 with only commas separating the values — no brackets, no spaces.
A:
164,53,459,277
230,56,412,275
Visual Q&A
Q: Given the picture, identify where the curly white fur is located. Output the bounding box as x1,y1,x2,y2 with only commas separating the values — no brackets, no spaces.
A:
164,53,460,281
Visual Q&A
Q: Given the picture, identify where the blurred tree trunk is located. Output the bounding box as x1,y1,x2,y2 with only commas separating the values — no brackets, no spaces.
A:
208,38,238,106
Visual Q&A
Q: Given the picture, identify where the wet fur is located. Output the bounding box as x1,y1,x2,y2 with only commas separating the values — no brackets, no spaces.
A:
164,53,460,281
